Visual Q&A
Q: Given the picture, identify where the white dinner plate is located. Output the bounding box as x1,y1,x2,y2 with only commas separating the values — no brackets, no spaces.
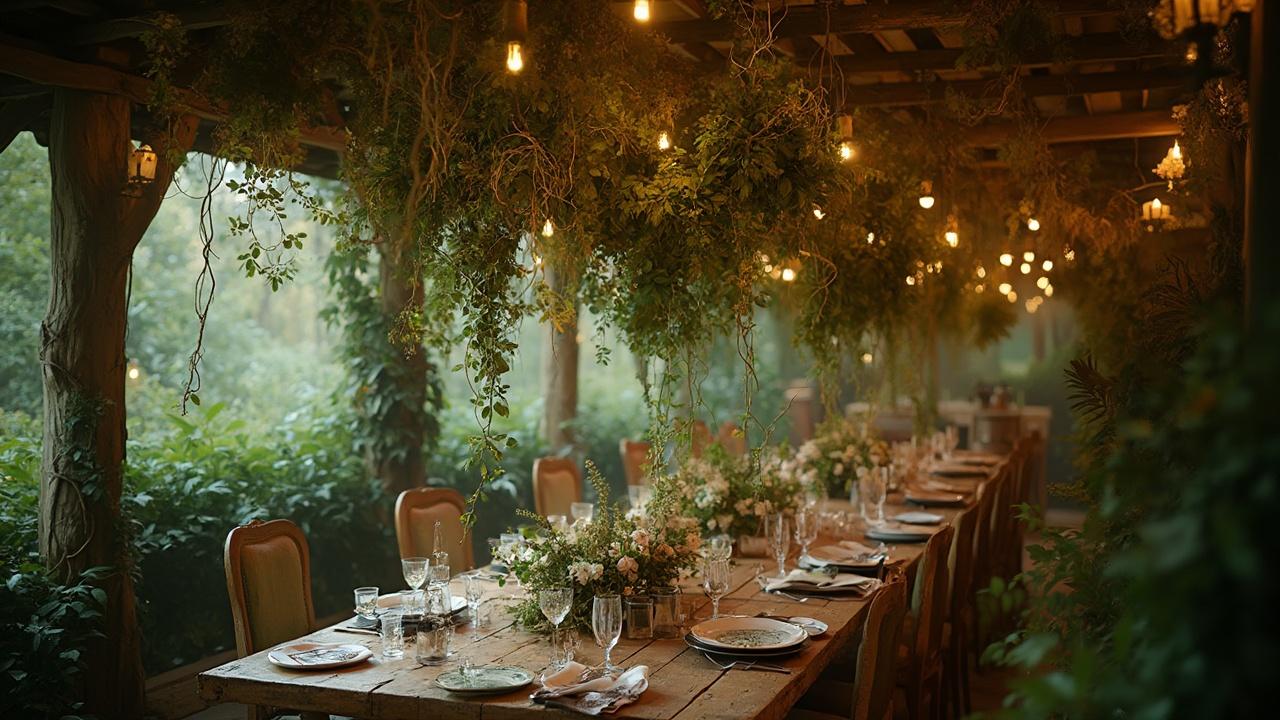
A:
378,593,466,614
892,511,944,525
267,642,372,670
904,489,966,507
690,617,807,651
805,544,885,569
865,523,933,543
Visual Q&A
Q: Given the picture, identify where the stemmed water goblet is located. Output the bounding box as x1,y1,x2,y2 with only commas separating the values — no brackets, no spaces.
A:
592,593,623,675
401,556,428,610
765,513,790,580
793,507,819,562
702,558,730,619
538,587,573,671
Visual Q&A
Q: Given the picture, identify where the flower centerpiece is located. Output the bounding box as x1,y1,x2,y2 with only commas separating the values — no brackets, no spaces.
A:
792,417,889,498
651,445,809,539
496,462,701,632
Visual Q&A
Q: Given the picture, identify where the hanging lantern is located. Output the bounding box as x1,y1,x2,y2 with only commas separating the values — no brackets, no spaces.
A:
128,144,158,185
542,219,555,237
633,0,651,22
1142,197,1173,220
1154,139,1186,189
918,180,935,209
837,114,856,162
944,214,959,248
504,0,527,74
657,131,671,151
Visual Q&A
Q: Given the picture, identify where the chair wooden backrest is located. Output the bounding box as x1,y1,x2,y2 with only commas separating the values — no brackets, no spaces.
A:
947,506,978,622
851,579,909,720
395,487,474,571
909,524,955,666
532,457,582,517
223,519,315,659
690,420,712,459
716,421,747,457
619,439,652,486
971,479,996,596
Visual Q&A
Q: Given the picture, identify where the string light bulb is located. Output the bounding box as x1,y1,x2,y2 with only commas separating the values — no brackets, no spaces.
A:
998,283,1012,295
812,205,826,220
1037,276,1049,289
1042,259,1053,271
1023,251,1035,262
506,42,525,73
1044,283,1054,297
976,266,987,278
861,352,874,364
1020,262,1032,275
503,1,527,74
975,284,985,293
1027,217,1040,232
906,275,917,286
633,0,651,22
541,219,554,237
918,180,935,209
781,267,797,282
944,214,959,247
999,253,1013,267
127,358,141,381
837,115,855,162
866,232,875,244
1007,290,1018,303
657,131,671,151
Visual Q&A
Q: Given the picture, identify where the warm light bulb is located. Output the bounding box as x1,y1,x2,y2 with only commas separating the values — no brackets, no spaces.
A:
506,42,524,73
1020,262,1031,275
999,253,1013,267
944,230,959,248
541,219,554,237
976,266,986,278
657,131,671,151
861,352,874,364
1042,260,1053,271
812,205,826,220
781,268,797,282
1007,290,1018,303
1023,251,1035,262
866,232,875,244
975,284,985,293
1171,140,1182,160
998,283,1012,295
1044,284,1054,297
1037,276,1049,289
1026,299,1039,314
633,0,651,22
839,141,855,162
126,359,141,380
918,180,934,209
919,195,935,209
1027,217,1040,232
1152,197,1162,211
906,275,916,286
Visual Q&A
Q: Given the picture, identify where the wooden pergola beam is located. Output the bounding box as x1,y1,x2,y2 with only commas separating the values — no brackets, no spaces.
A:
818,32,1175,75
66,5,231,46
652,0,1116,44
846,66,1193,107
966,109,1180,147
0,39,344,152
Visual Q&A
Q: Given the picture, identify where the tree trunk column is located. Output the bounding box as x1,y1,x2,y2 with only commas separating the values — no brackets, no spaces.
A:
1246,0,1280,325
39,89,194,719
373,246,428,495
542,264,579,450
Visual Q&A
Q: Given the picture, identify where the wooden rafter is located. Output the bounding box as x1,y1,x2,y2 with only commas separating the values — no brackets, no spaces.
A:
845,66,1193,107
966,109,1180,147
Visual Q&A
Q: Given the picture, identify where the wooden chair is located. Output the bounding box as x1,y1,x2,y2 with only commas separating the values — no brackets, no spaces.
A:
943,507,978,718
395,487,474,571
690,419,712,459
532,457,583,518
790,579,910,720
223,519,325,720
619,439,652,486
895,524,955,720
716,421,747,457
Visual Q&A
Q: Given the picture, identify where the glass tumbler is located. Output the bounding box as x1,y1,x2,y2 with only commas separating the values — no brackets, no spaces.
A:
651,586,680,638
415,615,453,665
380,610,404,659
624,596,654,640
354,586,379,619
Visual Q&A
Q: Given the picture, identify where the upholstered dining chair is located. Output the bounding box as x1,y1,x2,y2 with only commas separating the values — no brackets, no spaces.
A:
943,506,979,718
395,487,474,571
690,420,712,459
895,524,955,720
532,456,583,518
619,439,652,486
223,519,326,720
789,579,910,720
716,421,747,457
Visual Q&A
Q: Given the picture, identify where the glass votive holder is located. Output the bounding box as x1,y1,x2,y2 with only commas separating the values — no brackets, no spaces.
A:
570,502,595,524
380,610,404,659
415,615,453,665
624,596,654,640
354,586,379,619
398,589,424,617
651,586,680,639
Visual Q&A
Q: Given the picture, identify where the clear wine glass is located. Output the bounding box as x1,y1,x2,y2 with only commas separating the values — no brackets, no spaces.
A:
592,594,623,674
861,469,888,525
401,556,428,591
462,572,484,640
765,513,790,579
538,587,573,671
794,508,819,561
571,502,595,524
702,558,730,619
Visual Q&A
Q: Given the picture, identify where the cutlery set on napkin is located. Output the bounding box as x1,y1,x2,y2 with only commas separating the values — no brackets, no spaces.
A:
532,662,650,715
758,568,881,596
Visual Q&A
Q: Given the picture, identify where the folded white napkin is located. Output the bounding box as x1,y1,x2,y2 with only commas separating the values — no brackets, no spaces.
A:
534,661,650,715
803,542,884,569
763,569,877,594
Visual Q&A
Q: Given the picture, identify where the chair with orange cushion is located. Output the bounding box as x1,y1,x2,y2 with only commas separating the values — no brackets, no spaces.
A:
532,457,583,518
789,578,910,720
395,487,474,571
895,524,955,720
619,439,652,486
716,421,747,457
223,519,327,720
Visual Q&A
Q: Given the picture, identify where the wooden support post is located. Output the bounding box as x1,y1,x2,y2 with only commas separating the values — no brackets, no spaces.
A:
372,243,429,495
38,88,195,719
542,264,579,450
1246,0,1279,325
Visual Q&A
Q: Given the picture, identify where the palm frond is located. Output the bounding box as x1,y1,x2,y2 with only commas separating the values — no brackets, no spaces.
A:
1065,354,1114,427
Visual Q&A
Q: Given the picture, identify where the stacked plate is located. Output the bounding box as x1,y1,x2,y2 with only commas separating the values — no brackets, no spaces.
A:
930,462,989,478
685,617,807,658
864,522,933,543
904,488,966,507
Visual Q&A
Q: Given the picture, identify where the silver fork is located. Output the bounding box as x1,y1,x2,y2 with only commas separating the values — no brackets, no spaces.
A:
701,652,791,674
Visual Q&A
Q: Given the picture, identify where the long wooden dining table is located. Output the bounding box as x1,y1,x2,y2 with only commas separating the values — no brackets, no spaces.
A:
198,455,1005,720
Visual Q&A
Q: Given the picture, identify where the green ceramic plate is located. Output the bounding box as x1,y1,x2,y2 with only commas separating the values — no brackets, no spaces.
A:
435,666,534,694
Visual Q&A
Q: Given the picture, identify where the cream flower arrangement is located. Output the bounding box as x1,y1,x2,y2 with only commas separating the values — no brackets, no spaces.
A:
496,462,701,631
793,417,889,498
652,446,810,538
